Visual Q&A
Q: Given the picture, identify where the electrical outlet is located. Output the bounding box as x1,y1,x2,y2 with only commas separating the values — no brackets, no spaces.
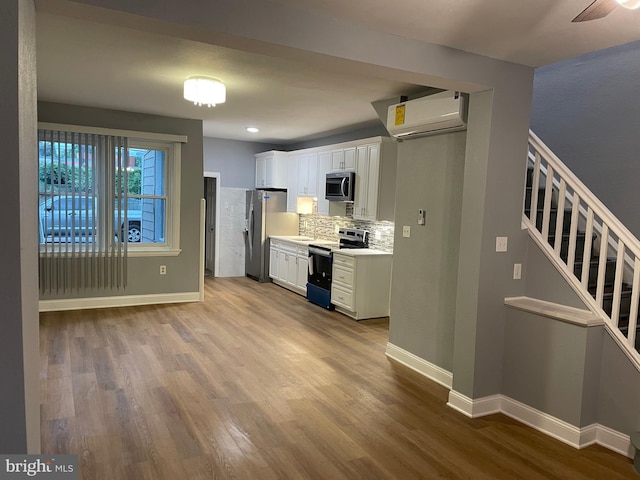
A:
375,230,382,240
513,263,522,280
160,265,167,275
402,226,411,238
496,237,508,252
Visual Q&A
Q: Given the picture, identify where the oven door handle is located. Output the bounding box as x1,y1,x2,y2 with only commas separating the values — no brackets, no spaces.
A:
308,246,332,257
308,256,313,276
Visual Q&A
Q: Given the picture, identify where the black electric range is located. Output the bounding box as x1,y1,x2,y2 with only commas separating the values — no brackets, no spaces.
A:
306,228,369,309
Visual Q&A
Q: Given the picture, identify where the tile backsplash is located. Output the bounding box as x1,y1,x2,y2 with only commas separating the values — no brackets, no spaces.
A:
298,203,395,252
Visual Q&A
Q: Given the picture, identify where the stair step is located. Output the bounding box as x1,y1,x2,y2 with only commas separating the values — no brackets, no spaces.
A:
574,257,617,288
617,324,640,352
526,208,573,235
547,232,592,262
524,187,558,212
589,284,634,317
526,167,534,185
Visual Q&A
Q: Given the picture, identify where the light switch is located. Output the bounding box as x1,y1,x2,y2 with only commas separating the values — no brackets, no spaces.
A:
496,236,508,252
403,226,411,238
513,263,522,280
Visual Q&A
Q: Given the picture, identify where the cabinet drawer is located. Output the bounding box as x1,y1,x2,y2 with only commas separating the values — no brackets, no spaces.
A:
332,254,354,268
333,266,353,286
296,246,308,256
331,285,354,310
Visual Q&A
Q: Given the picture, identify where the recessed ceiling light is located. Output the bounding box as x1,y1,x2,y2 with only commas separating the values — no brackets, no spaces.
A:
246,127,259,133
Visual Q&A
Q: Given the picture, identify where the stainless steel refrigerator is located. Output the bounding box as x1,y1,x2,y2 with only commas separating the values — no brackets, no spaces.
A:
245,190,298,282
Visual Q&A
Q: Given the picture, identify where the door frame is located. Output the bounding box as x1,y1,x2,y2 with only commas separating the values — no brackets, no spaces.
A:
203,171,221,278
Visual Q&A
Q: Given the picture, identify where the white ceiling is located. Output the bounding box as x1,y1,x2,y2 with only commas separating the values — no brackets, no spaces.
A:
34,0,640,144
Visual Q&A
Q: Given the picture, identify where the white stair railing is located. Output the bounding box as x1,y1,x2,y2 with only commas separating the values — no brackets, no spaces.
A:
524,130,640,370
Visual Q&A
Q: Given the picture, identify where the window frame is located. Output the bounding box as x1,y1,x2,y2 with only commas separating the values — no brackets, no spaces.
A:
38,123,185,257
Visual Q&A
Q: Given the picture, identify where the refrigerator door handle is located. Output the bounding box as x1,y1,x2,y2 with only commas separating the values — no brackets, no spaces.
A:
248,202,254,260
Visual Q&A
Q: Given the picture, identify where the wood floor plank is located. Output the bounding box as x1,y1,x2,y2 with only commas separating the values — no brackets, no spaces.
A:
39,277,637,479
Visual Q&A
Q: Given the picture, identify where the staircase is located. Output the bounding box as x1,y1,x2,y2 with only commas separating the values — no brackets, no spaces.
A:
524,131,640,365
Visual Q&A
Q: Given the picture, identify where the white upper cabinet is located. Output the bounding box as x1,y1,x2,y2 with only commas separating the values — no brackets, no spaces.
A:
330,147,356,172
255,151,288,189
270,137,395,219
286,153,299,212
316,151,331,216
353,141,397,221
297,152,318,196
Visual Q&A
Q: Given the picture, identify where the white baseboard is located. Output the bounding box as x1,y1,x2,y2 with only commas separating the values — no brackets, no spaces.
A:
385,343,453,389
39,291,201,312
446,390,634,458
446,390,501,418
596,424,635,458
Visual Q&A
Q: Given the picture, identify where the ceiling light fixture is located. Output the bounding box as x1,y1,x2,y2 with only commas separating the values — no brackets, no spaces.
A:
246,127,259,133
183,76,226,107
617,0,640,9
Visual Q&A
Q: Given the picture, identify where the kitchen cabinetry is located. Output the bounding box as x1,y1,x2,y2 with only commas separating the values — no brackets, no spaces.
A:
261,136,395,218
331,251,392,320
286,154,298,212
353,141,397,221
316,152,346,216
297,152,318,196
269,238,309,295
331,147,356,172
255,151,288,189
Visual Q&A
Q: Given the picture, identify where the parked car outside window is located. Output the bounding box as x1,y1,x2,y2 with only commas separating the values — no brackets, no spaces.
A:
39,195,142,243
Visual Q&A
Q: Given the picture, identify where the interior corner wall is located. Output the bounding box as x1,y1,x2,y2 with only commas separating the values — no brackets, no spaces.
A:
37,101,203,300
388,131,466,372
531,40,640,238
502,309,602,427
597,333,640,435
203,137,283,189
523,236,586,309
452,86,532,400
0,0,39,453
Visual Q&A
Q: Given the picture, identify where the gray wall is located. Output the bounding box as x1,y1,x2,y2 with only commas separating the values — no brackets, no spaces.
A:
38,102,203,299
452,90,532,399
1,0,39,453
204,137,282,188
502,310,602,427
286,123,389,151
531,40,640,238
389,132,466,372
598,333,640,435
523,237,586,309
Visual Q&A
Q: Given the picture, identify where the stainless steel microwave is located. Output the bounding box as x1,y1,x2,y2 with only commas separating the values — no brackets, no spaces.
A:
325,172,355,201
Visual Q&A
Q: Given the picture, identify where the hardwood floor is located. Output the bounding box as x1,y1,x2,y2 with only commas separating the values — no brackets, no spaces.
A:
40,277,636,479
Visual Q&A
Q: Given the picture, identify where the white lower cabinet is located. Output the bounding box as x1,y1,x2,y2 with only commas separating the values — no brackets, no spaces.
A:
269,238,309,296
331,252,392,320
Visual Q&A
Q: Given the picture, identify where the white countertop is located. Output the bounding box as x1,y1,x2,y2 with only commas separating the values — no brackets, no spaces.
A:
270,235,335,247
332,248,392,256
270,236,392,256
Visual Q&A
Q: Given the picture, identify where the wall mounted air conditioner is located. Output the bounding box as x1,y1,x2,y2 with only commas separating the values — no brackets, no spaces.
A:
386,90,468,139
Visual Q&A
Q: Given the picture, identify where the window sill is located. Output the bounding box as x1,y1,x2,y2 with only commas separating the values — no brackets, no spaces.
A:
128,247,182,257
39,247,182,257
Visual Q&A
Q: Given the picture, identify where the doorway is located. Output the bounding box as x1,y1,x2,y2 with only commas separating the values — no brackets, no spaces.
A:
204,174,219,277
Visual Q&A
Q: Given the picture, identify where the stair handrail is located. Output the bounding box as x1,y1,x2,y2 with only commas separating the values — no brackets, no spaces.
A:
526,130,639,369
528,131,640,256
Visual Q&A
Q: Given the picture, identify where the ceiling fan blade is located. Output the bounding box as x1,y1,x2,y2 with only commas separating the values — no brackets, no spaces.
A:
572,0,619,22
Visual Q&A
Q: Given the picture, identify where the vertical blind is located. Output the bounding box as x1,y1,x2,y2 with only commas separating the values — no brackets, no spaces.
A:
38,128,128,293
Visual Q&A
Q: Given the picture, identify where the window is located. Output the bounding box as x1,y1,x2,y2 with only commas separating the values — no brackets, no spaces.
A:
38,125,182,256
